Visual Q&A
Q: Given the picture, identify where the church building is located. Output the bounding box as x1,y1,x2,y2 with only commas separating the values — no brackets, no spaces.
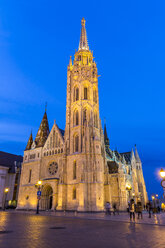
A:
17,18,148,211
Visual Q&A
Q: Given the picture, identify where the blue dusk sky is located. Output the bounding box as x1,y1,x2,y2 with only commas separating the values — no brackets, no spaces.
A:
0,0,165,198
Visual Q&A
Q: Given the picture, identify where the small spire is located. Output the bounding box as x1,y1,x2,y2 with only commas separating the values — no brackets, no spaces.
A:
69,56,72,66
104,118,110,147
122,154,126,164
135,144,141,163
79,18,89,51
25,131,33,150
45,102,47,112
131,148,135,161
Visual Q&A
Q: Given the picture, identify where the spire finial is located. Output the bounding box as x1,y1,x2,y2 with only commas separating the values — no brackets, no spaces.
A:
79,18,89,51
69,56,72,66
81,17,86,27
45,102,47,112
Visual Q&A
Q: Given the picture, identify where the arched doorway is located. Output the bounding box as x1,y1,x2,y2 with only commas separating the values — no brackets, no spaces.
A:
41,184,53,210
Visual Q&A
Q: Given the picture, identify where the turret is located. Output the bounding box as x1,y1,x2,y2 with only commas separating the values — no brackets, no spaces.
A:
25,131,33,150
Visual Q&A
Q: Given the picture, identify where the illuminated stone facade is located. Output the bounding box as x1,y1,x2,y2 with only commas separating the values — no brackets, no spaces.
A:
17,18,148,211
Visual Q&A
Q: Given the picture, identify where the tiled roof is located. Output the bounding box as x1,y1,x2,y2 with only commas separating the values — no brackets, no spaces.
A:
105,147,113,159
114,151,122,161
35,111,50,148
120,152,131,163
0,151,23,172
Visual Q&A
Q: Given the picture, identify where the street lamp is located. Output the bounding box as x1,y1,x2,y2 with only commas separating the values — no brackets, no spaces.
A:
35,180,42,214
160,168,165,178
160,169,165,199
126,184,132,201
3,188,9,211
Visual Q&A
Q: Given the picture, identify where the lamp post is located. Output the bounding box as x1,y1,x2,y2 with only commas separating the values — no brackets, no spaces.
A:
160,168,165,200
3,188,9,211
126,184,132,202
35,180,42,214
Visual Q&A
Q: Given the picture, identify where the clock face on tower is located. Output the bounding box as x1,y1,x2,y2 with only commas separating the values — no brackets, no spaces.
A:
48,162,58,175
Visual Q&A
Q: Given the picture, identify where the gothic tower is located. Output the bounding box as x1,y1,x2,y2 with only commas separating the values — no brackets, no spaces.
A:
63,18,105,211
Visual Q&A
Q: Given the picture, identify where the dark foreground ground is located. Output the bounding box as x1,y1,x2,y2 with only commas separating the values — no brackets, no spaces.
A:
0,211,165,248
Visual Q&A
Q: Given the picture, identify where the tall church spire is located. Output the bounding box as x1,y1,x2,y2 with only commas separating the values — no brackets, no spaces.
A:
35,111,50,148
79,18,89,51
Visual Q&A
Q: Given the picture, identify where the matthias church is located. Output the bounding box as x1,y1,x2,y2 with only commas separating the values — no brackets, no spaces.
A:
17,18,148,211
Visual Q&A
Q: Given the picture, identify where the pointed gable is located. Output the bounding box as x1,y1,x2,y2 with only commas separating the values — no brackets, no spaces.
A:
25,131,33,150
35,111,50,148
43,121,64,152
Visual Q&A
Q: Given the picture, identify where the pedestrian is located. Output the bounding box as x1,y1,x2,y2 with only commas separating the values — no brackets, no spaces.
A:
136,201,143,219
157,206,160,214
129,199,135,221
105,202,111,215
127,202,130,213
148,201,152,218
113,203,117,215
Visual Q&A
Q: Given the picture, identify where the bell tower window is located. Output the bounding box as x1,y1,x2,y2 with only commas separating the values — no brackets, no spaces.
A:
73,161,77,179
84,87,88,100
73,110,79,126
73,188,76,199
74,87,79,101
74,134,79,153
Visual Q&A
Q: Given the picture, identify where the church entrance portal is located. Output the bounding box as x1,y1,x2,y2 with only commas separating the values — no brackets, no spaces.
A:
41,184,53,210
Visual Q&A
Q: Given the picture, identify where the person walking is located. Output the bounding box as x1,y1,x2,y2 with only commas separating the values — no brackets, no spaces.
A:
105,202,111,215
148,201,152,218
113,203,116,215
136,201,143,219
129,199,135,221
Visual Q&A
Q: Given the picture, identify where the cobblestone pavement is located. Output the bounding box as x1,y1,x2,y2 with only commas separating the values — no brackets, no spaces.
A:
0,211,165,248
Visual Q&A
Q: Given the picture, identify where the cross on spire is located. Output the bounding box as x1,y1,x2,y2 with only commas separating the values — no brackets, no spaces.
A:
79,18,89,51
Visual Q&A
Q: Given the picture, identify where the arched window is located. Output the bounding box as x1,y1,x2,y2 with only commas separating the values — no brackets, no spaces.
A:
73,110,79,126
74,134,79,152
75,88,79,101
73,161,77,179
73,188,76,199
74,87,79,101
76,111,79,125
93,89,97,103
83,109,87,124
84,87,88,100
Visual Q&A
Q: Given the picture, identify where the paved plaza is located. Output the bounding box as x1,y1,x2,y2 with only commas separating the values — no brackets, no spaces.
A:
0,211,165,248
